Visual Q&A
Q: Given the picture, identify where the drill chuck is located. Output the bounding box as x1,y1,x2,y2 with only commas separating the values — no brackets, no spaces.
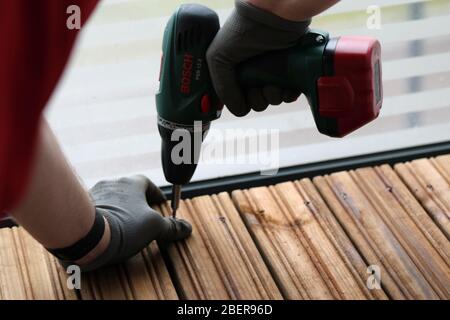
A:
158,117,210,185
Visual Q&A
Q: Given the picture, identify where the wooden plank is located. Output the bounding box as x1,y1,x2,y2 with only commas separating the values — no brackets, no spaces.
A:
13,228,59,300
159,193,282,300
43,254,78,300
394,159,450,238
273,182,369,299
234,187,340,299
88,265,130,300
43,255,65,300
313,176,407,299
294,179,389,300
124,253,160,300
10,228,78,300
434,155,450,181
408,159,450,214
142,242,178,300
320,171,439,299
78,272,97,300
214,193,282,299
123,242,178,300
73,237,176,300
0,226,175,300
0,228,28,299
375,165,450,264
11,228,34,299
159,202,223,299
158,201,230,299
8,230,140,300
353,166,450,299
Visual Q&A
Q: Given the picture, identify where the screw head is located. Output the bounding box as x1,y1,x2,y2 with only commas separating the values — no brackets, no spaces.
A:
316,35,325,43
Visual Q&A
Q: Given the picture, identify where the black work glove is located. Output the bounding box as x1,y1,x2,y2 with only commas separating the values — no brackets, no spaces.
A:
67,175,192,271
206,0,311,117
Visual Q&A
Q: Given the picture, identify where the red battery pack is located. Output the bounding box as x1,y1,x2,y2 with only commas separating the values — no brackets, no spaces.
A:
318,36,383,137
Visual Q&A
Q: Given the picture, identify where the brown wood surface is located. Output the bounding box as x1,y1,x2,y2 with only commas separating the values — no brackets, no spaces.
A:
13,228,60,299
78,243,177,300
354,166,449,298
158,193,282,300
232,183,377,300
0,155,449,300
395,157,450,238
315,169,442,299
0,228,28,299
44,254,78,300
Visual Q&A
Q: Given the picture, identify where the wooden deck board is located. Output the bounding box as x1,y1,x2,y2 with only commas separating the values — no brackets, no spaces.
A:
0,228,176,300
13,228,60,300
78,243,176,300
0,155,449,300
232,183,374,300
394,158,450,238
353,166,449,298
157,193,282,300
316,169,443,299
0,228,28,300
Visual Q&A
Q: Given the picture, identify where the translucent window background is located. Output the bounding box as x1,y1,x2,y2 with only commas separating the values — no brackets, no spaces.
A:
46,0,450,188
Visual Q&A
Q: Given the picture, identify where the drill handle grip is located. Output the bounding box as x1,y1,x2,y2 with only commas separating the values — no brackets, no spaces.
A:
237,49,298,90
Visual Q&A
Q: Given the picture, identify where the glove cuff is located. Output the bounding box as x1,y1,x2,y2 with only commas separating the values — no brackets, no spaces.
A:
47,209,105,261
235,0,311,34
57,208,121,272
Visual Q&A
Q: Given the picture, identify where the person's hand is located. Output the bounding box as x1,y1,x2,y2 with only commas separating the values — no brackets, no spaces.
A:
206,0,311,117
68,175,191,271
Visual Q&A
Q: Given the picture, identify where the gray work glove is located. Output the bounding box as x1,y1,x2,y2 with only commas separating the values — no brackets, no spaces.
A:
70,175,191,272
206,0,311,117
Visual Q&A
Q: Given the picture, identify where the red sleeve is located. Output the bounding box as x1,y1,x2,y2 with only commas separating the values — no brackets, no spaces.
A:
0,0,99,214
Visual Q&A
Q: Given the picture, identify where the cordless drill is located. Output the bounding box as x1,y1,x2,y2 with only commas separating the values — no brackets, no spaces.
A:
156,4,383,217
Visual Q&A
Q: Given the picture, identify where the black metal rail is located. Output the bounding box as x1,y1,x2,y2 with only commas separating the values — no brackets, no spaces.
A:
160,141,450,199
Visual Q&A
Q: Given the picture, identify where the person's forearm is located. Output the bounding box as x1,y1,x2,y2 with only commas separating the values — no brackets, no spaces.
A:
248,0,339,21
10,118,109,254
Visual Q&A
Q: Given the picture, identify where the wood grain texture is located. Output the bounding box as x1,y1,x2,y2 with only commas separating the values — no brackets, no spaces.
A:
434,155,450,180
353,166,450,298
318,170,440,299
232,181,377,300
395,158,450,238
158,193,282,300
125,243,178,300
13,228,60,299
0,155,449,300
233,187,332,299
313,175,406,299
0,228,176,300
78,242,177,300
0,228,28,299
295,179,389,300
44,254,78,300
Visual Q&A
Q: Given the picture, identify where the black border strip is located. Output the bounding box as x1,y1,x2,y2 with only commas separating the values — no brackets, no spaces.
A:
160,141,450,199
